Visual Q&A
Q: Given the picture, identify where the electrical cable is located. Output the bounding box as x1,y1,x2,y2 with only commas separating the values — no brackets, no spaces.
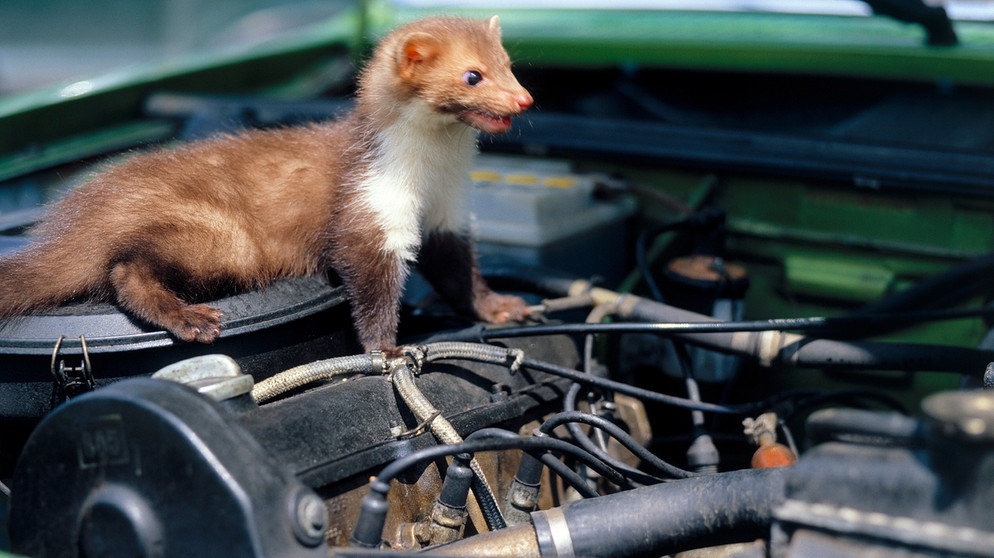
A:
556,302,644,489
479,268,994,375
526,355,911,419
485,308,994,339
485,318,994,374
563,385,684,483
350,433,629,547
581,302,615,374
473,428,632,489
674,340,706,430
483,263,994,338
673,340,721,473
541,409,696,480
467,428,601,498
615,178,696,217
633,209,726,302
483,317,770,337
561,384,663,485
635,222,674,302
776,417,800,457
523,357,756,415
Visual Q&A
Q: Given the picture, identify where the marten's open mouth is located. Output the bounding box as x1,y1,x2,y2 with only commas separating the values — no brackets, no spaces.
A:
461,111,513,134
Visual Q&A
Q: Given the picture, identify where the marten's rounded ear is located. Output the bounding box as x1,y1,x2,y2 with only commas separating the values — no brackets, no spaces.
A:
488,15,502,37
397,32,441,80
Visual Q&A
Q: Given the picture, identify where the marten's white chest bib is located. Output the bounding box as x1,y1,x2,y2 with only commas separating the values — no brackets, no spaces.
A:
358,102,479,263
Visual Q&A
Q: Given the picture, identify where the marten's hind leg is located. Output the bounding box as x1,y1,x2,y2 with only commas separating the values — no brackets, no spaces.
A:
109,259,223,343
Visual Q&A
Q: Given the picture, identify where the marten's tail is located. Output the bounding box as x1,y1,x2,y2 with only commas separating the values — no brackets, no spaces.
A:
0,241,107,319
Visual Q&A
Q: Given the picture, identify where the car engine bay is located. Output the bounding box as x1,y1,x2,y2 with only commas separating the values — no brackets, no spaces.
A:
4,50,994,558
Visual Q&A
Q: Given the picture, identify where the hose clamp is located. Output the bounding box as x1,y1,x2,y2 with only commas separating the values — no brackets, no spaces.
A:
532,507,574,557
400,346,426,373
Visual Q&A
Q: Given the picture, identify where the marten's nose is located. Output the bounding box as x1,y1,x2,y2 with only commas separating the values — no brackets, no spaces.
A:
515,91,533,111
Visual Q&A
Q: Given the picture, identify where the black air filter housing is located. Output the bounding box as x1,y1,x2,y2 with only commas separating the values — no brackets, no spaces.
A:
0,273,357,429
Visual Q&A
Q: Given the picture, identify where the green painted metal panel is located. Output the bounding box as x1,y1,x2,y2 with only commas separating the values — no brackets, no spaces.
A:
0,9,363,168
383,7,994,85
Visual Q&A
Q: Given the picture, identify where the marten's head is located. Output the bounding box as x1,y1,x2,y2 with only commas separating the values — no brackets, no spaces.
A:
361,16,532,134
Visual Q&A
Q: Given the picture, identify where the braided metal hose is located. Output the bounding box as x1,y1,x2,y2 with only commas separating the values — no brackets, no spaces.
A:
391,361,507,530
251,352,387,403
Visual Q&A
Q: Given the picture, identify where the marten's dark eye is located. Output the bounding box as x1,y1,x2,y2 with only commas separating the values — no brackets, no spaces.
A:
463,70,483,86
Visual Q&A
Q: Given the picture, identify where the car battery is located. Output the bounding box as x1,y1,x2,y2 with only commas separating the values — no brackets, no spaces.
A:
467,154,636,284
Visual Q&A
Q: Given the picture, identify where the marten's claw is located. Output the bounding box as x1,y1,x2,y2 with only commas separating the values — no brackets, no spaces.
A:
169,304,224,344
477,293,530,324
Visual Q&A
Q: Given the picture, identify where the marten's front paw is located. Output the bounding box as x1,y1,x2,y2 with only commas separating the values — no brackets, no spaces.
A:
168,304,223,344
477,293,530,324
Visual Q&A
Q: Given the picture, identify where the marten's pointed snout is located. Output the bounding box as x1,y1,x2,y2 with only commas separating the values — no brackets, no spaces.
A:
515,91,533,112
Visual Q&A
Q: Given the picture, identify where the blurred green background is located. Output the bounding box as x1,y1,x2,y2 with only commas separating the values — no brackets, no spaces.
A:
0,0,352,95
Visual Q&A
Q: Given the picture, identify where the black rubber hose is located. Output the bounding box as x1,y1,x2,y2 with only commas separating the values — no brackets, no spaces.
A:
531,466,786,558
775,337,993,373
837,252,994,336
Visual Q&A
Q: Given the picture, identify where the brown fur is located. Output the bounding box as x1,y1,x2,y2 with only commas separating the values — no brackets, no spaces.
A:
418,231,527,323
0,16,532,354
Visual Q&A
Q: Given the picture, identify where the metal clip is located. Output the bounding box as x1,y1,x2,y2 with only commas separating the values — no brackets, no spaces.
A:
50,335,95,403
394,411,441,440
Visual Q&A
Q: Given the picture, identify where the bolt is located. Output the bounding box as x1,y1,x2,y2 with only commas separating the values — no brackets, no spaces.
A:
292,492,328,547
490,383,509,403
